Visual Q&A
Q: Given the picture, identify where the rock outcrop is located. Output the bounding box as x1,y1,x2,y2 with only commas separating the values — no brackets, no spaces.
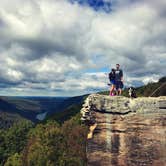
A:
80,94,166,123
80,94,166,166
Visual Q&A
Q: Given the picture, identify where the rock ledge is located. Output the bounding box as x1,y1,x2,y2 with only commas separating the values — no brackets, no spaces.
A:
80,94,166,123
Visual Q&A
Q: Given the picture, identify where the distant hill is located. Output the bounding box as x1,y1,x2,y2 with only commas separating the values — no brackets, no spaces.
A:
133,77,166,97
125,76,166,97
0,111,29,129
0,96,67,128
0,95,87,129
45,95,88,124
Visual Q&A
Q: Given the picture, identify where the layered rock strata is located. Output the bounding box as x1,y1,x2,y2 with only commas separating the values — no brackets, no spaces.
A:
80,94,166,166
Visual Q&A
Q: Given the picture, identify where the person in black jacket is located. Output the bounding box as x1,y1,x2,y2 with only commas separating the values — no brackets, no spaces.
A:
109,68,116,96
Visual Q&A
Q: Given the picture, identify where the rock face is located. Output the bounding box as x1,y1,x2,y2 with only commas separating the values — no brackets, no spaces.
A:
80,94,166,166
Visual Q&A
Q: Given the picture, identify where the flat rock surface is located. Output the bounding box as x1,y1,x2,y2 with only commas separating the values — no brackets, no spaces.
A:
86,95,166,166
87,94,166,114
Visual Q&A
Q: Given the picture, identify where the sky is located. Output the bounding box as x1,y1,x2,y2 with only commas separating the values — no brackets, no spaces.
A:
0,0,166,96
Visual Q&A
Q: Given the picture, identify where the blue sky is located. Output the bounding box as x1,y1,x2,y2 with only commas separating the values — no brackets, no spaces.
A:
69,0,112,12
0,0,165,96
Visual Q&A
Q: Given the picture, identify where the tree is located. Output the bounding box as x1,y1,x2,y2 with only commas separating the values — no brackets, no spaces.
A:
0,121,33,166
23,121,63,166
4,153,22,166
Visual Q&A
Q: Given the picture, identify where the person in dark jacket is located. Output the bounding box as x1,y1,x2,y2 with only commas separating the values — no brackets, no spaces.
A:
109,68,116,96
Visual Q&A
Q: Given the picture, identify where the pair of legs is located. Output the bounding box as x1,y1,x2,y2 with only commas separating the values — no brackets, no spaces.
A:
116,81,123,95
109,84,115,96
116,88,122,95
110,81,123,96
110,87,122,96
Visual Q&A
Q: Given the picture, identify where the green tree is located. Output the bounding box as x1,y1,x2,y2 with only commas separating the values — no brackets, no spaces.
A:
22,114,88,166
4,153,22,166
0,121,33,166
23,121,64,166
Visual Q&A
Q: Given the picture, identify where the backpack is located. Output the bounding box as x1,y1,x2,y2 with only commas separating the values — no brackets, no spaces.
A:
109,72,114,81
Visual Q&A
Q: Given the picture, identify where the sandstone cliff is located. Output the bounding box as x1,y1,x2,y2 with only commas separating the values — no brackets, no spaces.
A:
80,94,166,166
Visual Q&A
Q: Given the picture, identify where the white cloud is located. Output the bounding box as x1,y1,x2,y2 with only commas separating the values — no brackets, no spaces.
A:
0,0,165,96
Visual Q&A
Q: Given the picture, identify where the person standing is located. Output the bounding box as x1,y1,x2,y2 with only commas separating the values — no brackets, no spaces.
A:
108,68,116,96
115,64,123,95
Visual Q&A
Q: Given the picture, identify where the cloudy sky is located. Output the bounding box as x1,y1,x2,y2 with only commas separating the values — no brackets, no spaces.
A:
0,0,165,96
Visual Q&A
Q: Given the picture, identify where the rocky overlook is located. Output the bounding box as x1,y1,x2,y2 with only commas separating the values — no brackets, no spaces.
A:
81,94,166,166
